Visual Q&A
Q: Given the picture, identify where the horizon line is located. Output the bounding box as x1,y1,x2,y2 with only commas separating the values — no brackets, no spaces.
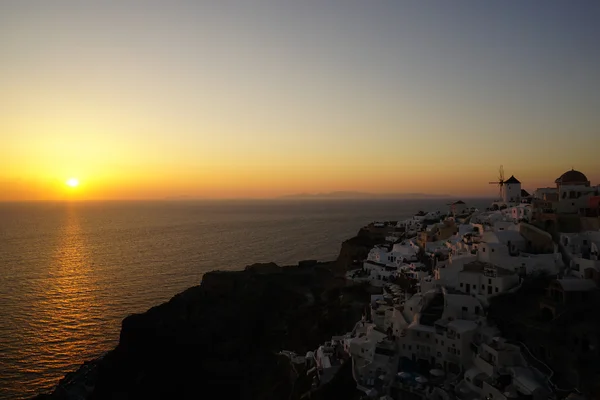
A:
0,195,496,203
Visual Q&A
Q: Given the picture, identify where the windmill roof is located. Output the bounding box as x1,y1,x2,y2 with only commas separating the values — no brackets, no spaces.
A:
521,189,531,197
505,175,520,184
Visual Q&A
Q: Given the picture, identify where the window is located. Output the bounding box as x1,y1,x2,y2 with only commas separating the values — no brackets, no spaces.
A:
437,351,442,357
462,306,468,312
435,339,438,344
426,334,430,339
475,306,480,315
403,344,406,349
495,287,499,293
483,247,486,252
460,283,464,287
408,345,412,350
458,350,461,355
488,279,492,284
491,248,495,253
441,341,444,345
457,334,461,339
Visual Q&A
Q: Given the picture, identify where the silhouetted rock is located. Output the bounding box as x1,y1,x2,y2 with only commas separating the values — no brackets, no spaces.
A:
335,228,387,274
35,262,368,400
245,262,282,274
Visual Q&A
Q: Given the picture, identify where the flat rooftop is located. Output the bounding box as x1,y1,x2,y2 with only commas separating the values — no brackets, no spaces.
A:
462,261,515,276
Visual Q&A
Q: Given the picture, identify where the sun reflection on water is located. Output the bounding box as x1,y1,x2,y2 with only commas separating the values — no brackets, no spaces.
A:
28,205,104,392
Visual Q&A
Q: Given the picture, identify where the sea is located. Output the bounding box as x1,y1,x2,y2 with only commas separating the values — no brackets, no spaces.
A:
0,198,489,399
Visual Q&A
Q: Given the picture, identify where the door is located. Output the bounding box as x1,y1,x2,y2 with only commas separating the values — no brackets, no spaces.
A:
466,283,470,293
488,285,492,295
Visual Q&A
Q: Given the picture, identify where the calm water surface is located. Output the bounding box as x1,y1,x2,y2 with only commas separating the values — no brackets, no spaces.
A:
0,199,488,399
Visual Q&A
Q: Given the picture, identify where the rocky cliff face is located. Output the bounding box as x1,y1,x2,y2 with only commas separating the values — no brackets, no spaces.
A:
35,262,368,400
334,228,387,274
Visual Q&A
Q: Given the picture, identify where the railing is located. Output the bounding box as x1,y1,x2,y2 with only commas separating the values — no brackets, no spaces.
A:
508,340,579,394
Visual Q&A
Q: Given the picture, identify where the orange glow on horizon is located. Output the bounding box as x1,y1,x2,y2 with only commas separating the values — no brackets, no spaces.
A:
1,2,600,202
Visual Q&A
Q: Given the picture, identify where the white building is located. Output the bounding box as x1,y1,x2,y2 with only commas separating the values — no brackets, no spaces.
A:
367,242,418,267
557,185,598,214
534,187,557,201
314,339,346,385
510,204,533,222
349,282,553,400
363,260,399,285
384,288,486,375
560,231,600,278
533,169,598,214
348,323,396,387
458,262,520,299
456,337,551,400
435,252,477,289
503,175,522,205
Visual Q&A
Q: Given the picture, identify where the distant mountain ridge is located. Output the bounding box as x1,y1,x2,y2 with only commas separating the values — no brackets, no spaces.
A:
279,191,451,200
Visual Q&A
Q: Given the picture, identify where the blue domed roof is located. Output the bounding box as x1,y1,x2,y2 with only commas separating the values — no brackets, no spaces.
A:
555,169,588,184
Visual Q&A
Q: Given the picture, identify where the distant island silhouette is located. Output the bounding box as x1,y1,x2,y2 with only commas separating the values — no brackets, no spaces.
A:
278,191,451,200
160,192,453,201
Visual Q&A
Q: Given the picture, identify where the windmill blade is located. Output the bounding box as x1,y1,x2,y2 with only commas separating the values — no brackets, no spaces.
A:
499,165,505,182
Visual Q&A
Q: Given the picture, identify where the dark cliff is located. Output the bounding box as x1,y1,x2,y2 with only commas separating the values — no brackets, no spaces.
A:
335,227,388,274
35,261,369,400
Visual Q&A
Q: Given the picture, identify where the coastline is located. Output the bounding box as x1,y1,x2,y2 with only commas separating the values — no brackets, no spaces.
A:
31,226,385,400
32,190,600,399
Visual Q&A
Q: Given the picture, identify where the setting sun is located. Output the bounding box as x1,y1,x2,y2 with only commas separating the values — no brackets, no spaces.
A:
66,178,80,188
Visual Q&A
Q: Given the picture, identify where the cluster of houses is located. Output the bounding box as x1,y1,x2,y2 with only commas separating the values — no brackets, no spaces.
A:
297,168,599,400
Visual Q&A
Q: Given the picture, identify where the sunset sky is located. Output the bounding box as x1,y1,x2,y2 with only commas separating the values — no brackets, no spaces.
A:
1,1,599,201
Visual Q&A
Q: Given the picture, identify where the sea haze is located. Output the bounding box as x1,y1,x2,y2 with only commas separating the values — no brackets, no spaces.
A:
0,198,490,399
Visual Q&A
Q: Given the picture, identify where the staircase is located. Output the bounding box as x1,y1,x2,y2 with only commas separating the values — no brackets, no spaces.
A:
420,292,445,326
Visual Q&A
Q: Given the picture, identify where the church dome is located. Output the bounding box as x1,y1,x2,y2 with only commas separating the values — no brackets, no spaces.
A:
555,169,588,184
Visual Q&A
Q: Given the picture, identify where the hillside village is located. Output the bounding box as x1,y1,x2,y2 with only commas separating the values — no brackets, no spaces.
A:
284,169,600,400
